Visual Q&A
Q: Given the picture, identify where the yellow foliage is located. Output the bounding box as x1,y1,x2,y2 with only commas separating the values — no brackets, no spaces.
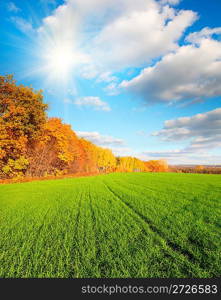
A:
2,156,29,178
0,75,170,179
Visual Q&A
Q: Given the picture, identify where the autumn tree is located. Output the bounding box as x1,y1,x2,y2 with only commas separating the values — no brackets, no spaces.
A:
116,156,148,172
78,138,99,173
0,75,47,178
27,118,83,177
78,139,116,173
97,147,116,172
0,75,170,179
144,160,168,172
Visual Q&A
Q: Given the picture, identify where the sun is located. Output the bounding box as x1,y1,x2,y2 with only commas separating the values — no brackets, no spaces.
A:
43,42,75,82
33,26,90,87
38,38,90,86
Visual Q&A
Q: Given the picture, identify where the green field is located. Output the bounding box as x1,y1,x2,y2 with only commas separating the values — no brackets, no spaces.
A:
0,173,220,278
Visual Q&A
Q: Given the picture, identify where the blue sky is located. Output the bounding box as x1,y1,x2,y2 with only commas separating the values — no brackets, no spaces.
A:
1,0,221,164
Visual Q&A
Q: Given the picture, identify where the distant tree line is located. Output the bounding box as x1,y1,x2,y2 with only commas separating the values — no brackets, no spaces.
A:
170,165,221,174
0,75,168,180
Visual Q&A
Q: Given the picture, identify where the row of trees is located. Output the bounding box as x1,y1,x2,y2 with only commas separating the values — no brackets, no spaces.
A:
0,75,168,179
170,165,221,174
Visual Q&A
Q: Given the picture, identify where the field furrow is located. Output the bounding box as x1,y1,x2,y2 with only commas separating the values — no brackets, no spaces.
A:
103,180,210,276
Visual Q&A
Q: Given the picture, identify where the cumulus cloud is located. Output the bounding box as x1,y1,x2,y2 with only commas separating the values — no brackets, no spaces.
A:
91,4,196,70
12,0,221,108
74,96,111,111
186,27,221,44
152,108,221,151
36,0,197,77
136,108,221,164
76,131,124,147
121,37,221,103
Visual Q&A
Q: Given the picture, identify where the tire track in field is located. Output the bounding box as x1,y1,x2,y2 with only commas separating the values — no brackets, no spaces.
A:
111,178,221,251
106,181,218,276
103,181,203,267
110,178,199,213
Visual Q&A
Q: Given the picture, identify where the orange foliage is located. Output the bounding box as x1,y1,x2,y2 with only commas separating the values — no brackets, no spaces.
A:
27,118,83,177
0,75,169,180
144,160,168,172
0,75,47,178
78,138,99,173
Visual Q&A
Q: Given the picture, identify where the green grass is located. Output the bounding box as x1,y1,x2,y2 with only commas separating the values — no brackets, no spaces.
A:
0,172,220,278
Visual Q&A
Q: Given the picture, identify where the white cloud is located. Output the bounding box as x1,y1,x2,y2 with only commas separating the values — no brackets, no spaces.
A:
35,0,197,79
135,108,221,164
121,37,221,103
74,96,111,111
91,4,196,70
7,2,20,13
186,27,221,44
76,131,124,147
152,108,221,151
12,0,221,109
